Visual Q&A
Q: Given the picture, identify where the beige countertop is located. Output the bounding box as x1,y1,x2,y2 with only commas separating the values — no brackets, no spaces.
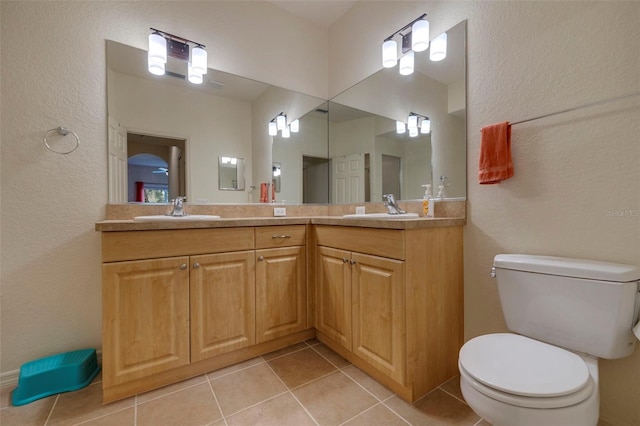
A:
95,216,465,232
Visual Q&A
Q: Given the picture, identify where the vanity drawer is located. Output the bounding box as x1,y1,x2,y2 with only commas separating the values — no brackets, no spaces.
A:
255,225,306,249
102,228,255,262
315,225,405,260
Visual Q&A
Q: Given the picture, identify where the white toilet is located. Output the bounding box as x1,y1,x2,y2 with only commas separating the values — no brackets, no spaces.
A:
459,254,640,426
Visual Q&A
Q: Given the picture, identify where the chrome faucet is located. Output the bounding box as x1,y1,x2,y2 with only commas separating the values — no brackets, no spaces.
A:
167,196,188,217
383,194,406,215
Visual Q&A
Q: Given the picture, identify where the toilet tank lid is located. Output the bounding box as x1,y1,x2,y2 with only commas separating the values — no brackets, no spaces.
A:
494,254,640,282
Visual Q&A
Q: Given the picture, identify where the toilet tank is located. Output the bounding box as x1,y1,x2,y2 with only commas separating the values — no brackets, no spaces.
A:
493,254,640,359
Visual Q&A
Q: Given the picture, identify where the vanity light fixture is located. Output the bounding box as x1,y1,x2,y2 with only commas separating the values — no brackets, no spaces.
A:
276,113,287,131
147,28,207,84
268,121,278,136
382,14,448,75
290,119,300,133
396,121,406,134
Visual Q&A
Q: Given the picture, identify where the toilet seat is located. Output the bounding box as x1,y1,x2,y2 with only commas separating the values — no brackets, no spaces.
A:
459,333,595,409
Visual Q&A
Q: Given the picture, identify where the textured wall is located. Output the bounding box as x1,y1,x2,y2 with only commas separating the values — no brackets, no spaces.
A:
330,1,640,424
0,0,326,376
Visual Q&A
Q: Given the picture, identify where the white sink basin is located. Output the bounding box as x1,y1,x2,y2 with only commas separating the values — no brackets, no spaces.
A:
342,213,419,220
133,215,221,222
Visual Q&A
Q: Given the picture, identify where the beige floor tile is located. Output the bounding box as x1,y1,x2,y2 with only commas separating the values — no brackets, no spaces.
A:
304,338,321,346
293,371,378,425
440,375,465,402
343,403,408,425
0,395,56,426
80,407,134,426
475,420,491,426
342,365,394,400
210,363,286,416
206,356,264,380
137,383,221,426
47,382,134,426
268,347,337,389
136,374,207,404
311,343,351,368
226,393,315,426
261,342,308,361
385,390,481,426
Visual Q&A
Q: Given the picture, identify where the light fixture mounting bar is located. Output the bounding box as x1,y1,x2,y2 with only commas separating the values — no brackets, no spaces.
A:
383,13,427,41
409,112,429,119
149,27,205,48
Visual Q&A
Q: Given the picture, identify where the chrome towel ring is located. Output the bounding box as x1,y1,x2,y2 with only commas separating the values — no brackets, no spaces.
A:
44,127,79,154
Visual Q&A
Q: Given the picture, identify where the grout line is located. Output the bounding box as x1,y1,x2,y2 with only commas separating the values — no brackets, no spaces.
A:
205,359,265,382
134,376,208,405
472,418,485,426
205,376,228,426
69,406,133,426
262,358,319,425
43,394,59,426
439,385,469,406
260,344,311,363
222,389,291,419
336,402,387,426
379,395,417,426
133,395,137,426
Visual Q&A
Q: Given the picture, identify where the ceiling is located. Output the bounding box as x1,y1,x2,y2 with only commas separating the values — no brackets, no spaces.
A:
267,1,357,28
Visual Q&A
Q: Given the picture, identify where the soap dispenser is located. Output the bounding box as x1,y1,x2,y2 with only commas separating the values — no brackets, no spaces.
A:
421,184,434,217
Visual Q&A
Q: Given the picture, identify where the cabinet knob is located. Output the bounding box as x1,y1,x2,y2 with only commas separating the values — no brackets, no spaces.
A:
350,260,357,265
180,264,187,270
258,256,264,261
343,258,349,263
193,263,200,269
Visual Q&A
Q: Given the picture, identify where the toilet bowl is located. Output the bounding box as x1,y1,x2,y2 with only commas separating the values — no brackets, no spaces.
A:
459,333,599,426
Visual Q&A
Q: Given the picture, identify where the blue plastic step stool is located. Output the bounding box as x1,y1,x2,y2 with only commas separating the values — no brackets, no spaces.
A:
12,348,100,406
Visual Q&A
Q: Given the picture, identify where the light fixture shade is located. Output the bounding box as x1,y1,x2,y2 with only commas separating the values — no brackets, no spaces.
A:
396,121,406,134
290,119,300,133
187,62,203,84
408,114,418,130
276,114,286,131
411,19,430,52
399,51,414,76
430,32,447,61
382,39,398,68
268,121,278,136
409,127,419,137
148,61,165,76
421,118,431,134
282,126,291,138
191,45,208,75
148,32,167,65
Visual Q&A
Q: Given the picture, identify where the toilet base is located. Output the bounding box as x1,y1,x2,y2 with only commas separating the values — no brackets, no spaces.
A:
460,374,599,426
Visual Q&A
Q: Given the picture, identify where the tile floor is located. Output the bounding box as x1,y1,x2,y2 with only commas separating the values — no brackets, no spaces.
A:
1,339,489,426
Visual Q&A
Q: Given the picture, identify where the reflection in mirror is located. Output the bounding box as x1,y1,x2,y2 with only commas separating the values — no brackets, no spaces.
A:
106,40,327,204
218,157,245,190
330,20,466,202
272,104,329,204
327,102,431,203
127,133,186,202
272,163,281,193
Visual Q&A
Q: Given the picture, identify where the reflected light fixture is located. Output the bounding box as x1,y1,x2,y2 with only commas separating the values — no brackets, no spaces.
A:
147,28,207,84
269,112,299,138
397,113,431,136
430,32,447,61
411,19,430,52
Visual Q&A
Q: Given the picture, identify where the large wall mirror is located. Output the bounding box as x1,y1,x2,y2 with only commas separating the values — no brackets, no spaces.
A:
106,20,465,205
106,40,326,204
329,20,466,202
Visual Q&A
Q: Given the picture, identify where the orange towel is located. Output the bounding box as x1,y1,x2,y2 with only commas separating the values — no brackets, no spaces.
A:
479,121,514,184
260,183,267,203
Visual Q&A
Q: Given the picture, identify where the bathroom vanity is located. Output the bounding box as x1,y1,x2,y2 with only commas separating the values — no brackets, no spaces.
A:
96,216,463,404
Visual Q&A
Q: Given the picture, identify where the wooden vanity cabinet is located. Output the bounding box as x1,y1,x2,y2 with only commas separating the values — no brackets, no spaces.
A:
101,225,309,403
314,224,463,403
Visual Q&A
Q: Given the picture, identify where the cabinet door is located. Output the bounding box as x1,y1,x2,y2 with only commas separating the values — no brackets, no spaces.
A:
256,246,307,343
316,246,352,350
102,257,190,387
190,251,255,362
351,253,405,384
